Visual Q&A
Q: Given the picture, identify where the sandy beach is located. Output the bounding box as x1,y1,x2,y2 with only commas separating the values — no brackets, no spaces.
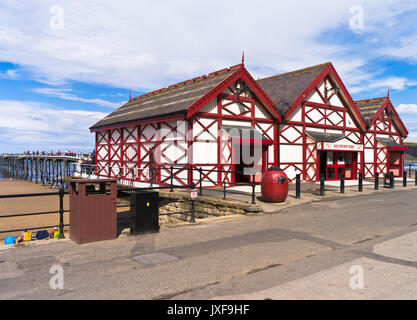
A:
0,179,69,239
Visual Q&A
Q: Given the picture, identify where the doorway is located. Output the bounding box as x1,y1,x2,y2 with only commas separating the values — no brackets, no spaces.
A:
319,151,357,181
233,143,267,184
388,151,403,177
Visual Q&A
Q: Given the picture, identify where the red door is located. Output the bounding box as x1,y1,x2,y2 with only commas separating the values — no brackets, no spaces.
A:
325,151,358,180
344,152,358,180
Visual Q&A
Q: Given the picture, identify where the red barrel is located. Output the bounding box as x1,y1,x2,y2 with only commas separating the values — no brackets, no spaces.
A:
261,167,289,202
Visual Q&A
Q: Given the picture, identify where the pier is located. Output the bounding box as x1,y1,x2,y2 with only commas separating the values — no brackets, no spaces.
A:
0,153,93,188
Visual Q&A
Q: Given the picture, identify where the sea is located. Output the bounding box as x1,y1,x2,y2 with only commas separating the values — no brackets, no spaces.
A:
405,162,417,171
0,168,12,180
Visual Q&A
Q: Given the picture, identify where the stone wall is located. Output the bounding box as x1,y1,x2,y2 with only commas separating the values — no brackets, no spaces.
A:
158,190,263,224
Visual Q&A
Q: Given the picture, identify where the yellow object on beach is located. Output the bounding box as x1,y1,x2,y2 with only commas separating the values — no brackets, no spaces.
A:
23,232,32,242
53,230,60,239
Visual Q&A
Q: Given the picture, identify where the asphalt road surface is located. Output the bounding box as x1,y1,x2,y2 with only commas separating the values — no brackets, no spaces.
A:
1,189,417,299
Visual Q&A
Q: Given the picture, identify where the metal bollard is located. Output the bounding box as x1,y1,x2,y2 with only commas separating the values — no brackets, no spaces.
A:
58,187,65,239
390,172,395,189
403,171,407,187
375,172,379,190
415,171,417,186
190,182,196,223
170,165,174,192
320,173,325,196
295,174,301,199
358,172,363,192
223,180,227,200
340,175,345,194
251,174,256,204
199,167,203,196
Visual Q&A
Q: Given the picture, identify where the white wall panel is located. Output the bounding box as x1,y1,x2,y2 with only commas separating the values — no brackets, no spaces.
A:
365,149,374,161
307,91,324,104
221,119,252,128
254,102,271,119
123,126,137,143
345,113,356,128
194,118,218,140
193,141,218,164
280,145,303,163
328,94,344,107
288,107,302,122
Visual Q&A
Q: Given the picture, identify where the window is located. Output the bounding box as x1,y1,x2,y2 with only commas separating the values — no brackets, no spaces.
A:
327,152,334,164
337,152,345,165
327,167,335,179
345,152,353,165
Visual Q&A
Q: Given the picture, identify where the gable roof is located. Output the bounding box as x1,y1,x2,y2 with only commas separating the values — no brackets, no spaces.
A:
355,97,387,125
257,63,330,113
355,96,408,136
90,64,281,131
257,62,367,131
90,65,241,130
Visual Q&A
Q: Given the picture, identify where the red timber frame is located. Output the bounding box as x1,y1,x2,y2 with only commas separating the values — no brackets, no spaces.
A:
182,65,280,187
278,63,366,182
107,128,123,178
96,131,109,177
91,64,280,187
365,98,408,178
194,91,278,187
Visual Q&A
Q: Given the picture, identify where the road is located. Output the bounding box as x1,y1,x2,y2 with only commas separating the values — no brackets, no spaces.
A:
1,189,417,299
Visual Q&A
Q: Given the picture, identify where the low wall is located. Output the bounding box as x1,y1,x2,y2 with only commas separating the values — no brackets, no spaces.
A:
158,190,263,224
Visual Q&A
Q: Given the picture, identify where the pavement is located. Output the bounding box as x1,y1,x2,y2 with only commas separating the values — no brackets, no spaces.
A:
1,188,417,299
201,178,417,213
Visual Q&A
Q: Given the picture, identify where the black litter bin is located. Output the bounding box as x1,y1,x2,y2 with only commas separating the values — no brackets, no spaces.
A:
130,191,160,235
384,172,394,189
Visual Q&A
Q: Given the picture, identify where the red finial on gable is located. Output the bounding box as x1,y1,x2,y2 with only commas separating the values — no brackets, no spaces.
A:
129,92,132,102
242,51,245,67
387,89,390,98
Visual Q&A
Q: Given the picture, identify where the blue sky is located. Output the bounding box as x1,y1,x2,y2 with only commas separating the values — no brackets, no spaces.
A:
1,0,417,153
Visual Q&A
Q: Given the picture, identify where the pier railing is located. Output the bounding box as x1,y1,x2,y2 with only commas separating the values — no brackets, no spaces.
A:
1,163,416,238
74,163,259,205
0,187,68,238
0,162,260,235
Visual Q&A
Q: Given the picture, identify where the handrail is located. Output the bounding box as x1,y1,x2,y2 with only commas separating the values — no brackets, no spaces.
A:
0,188,67,237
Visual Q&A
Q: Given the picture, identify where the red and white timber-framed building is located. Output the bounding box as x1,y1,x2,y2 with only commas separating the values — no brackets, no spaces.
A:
257,62,368,182
356,95,408,178
89,63,281,188
90,61,409,185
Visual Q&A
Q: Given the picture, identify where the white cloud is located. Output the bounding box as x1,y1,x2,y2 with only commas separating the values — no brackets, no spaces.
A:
398,104,417,114
0,100,106,152
33,88,123,108
0,69,19,79
1,1,417,150
349,76,417,94
404,132,417,142
0,0,415,91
